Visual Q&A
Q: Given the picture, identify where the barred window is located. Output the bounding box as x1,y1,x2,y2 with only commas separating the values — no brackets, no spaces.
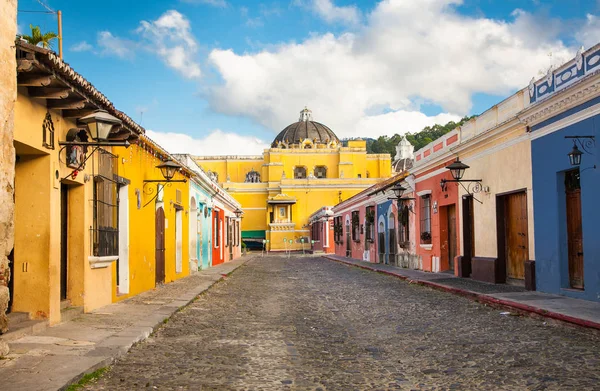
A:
294,166,307,179
399,204,410,246
365,206,375,242
93,149,118,257
352,211,360,241
315,166,327,178
420,195,431,244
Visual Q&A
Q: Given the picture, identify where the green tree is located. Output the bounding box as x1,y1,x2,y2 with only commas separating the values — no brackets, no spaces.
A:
364,115,476,154
20,24,58,49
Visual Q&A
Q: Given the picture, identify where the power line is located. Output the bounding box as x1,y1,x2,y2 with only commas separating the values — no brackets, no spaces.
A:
17,10,55,14
35,0,55,13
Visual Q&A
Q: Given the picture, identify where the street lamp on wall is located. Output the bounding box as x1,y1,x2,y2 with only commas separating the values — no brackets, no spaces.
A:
440,157,483,203
565,136,595,167
142,159,188,208
58,109,129,181
234,209,244,218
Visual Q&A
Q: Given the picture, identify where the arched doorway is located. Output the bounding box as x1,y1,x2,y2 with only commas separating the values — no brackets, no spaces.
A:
155,207,165,285
345,218,351,257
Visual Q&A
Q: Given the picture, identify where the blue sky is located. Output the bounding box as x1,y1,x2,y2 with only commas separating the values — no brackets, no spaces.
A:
17,0,600,155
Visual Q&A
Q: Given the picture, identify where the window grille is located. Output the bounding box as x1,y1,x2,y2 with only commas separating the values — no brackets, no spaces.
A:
314,166,327,178
294,166,307,179
399,204,410,246
352,211,360,241
420,195,432,244
92,149,118,257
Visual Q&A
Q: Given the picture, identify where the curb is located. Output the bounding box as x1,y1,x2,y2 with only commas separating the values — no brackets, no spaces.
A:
59,257,251,391
323,255,600,331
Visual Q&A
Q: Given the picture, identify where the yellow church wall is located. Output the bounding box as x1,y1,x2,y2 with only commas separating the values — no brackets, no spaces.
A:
194,136,392,251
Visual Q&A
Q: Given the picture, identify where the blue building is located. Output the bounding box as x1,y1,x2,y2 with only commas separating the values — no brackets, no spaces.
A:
525,44,600,302
174,154,215,271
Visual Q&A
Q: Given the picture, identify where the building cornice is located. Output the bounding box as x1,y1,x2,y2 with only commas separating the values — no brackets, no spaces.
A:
518,72,600,127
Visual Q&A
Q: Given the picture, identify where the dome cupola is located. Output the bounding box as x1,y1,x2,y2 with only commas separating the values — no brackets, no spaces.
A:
272,108,340,149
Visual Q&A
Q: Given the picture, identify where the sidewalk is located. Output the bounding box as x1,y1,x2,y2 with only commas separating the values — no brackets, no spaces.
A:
323,254,600,330
0,256,253,391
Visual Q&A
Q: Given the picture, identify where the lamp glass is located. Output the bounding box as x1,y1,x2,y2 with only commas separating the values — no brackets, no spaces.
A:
156,159,180,181
79,109,122,141
446,158,470,181
568,145,583,166
391,184,406,198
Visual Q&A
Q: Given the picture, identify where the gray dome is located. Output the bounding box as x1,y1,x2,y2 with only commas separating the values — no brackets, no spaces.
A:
271,108,340,148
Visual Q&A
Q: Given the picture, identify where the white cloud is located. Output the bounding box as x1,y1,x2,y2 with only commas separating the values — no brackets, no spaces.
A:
576,14,600,49
181,0,228,7
309,0,362,25
137,10,202,78
70,41,93,52
146,129,269,156
207,0,577,140
98,31,134,58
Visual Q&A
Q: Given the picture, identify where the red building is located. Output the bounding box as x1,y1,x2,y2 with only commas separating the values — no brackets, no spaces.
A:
412,129,461,273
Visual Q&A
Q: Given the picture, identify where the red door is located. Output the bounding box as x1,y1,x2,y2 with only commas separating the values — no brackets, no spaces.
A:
212,209,223,266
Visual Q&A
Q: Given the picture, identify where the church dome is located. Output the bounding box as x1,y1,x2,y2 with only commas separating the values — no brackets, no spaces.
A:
272,108,340,148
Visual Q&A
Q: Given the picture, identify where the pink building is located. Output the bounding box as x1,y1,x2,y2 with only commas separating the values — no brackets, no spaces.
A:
308,207,334,253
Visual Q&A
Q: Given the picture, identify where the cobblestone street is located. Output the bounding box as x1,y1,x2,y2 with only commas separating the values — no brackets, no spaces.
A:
86,256,600,390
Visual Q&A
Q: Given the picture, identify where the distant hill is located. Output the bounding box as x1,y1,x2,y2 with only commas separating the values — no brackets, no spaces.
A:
342,116,475,156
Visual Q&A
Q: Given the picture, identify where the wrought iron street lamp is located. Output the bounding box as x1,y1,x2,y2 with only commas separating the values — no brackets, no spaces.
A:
565,136,595,167
142,159,188,208
58,109,129,180
234,209,244,218
440,157,483,203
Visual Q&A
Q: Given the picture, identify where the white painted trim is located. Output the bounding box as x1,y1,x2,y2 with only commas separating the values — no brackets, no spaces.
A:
118,185,130,294
530,102,600,140
416,190,432,196
419,244,433,250
88,256,118,269
414,167,447,184
462,133,530,164
243,207,267,210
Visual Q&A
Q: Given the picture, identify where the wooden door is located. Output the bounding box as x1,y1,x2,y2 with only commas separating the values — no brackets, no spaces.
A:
60,184,68,301
447,204,457,270
565,170,584,289
462,196,474,277
346,223,351,257
155,207,166,285
505,192,528,280
378,222,385,263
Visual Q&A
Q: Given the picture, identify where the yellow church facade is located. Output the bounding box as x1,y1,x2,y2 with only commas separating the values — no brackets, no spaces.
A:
195,108,392,251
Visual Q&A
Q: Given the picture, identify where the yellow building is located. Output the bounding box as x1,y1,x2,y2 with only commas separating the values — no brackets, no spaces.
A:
195,108,392,251
11,41,191,325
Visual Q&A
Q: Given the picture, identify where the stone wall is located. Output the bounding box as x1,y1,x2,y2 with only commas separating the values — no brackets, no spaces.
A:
0,0,17,357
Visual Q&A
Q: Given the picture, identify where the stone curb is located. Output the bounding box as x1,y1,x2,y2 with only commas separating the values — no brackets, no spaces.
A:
58,256,253,391
323,255,600,331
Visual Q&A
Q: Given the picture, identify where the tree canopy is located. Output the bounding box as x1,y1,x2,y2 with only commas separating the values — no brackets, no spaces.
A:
352,115,476,156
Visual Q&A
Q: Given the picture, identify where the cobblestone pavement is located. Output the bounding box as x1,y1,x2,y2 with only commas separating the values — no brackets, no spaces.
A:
85,256,600,391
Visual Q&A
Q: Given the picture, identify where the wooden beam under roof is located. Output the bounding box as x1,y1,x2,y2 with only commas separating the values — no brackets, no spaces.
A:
46,99,86,110
28,87,72,99
17,74,55,87
62,108,96,118
17,59,35,72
